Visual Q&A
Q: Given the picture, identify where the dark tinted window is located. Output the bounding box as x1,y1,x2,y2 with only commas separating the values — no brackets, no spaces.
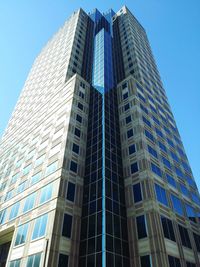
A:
168,255,181,267
74,128,81,137
66,182,75,202
161,216,175,241
140,255,151,267
58,254,69,267
70,161,77,173
72,143,79,154
178,225,191,248
62,214,72,238
133,183,142,203
131,162,138,174
136,215,147,239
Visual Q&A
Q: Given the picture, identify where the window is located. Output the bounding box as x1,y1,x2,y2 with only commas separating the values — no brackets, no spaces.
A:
30,172,42,185
175,167,184,179
17,181,27,193
129,144,136,155
145,130,154,142
11,173,19,184
66,182,75,202
0,209,6,224
78,102,83,110
125,115,131,124
142,116,151,127
162,157,171,169
158,142,167,153
178,225,191,248
168,255,181,267
136,215,147,239
9,202,20,220
161,216,175,241
23,164,32,175
26,253,41,267
124,103,130,111
76,114,82,123
155,184,168,206
186,262,196,267
123,92,128,99
5,189,14,201
15,222,29,246
151,163,162,177
131,162,138,174
74,127,81,137
133,183,142,203
62,214,72,238
70,161,77,173
40,183,53,204
166,174,176,188
72,143,79,154
35,155,45,167
127,129,133,138
193,232,200,252
23,192,36,213
45,161,58,176
171,194,183,215
185,204,196,222
10,259,21,267
140,255,151,267
32,214,48,240
148,145,157,158
58,254,69,267
155,128,163,138
180,184,189,197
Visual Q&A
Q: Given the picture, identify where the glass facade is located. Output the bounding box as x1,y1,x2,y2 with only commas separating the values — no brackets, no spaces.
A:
0,5,199,267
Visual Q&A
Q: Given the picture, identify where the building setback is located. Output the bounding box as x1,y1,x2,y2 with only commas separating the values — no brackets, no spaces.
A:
0,6,199,267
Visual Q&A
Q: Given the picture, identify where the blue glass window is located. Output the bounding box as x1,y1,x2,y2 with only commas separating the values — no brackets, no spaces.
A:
142,116,151,127
40,183,53,204
129,144,136,155
131,162,139,174
170,151,179,163
148,145,158,158
9,202,20,220
171,194,183,215
155,128,163,138
162,157,171,169
32,214,48,240
180,184,189,197
30,172,42,185
185,204,196,222
17,181,26,194
140,103,148,114
27,253,41,267
175,167,184,180
127,129,133,138
155,184,168,206
0,209,7,224
166,174,176,188
23,192,36,213
46,161,58,176
151,163,162,177
15,222,29,246
145,130,154,142
10,259,21,267
158,142,167,153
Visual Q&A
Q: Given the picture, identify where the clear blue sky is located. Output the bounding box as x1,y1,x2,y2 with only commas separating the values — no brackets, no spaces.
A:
0,1,200,189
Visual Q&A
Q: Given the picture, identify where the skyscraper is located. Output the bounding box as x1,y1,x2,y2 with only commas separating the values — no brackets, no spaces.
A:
0,5,199,267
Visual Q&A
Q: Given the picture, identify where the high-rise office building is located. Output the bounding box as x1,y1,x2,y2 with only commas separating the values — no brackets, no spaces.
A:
0,6,199,267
